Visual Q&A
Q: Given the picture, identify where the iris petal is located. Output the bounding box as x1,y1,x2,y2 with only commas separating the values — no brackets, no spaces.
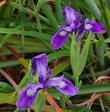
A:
51,28,70,49
16,83,43,110
46,75,79,96
63,6,81,27
32,53,48,82
76,22,85,39
84,19,106,34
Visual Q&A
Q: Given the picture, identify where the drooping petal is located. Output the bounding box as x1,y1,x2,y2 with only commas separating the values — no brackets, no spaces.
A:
63,6,81,27
32,53,48,82
46,75,79,96
51,27,70,49
16,83,43,110
84,19,106,34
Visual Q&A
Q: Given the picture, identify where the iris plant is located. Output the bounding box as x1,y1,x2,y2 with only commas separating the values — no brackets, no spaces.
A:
16,53,79,110
51,6,106,49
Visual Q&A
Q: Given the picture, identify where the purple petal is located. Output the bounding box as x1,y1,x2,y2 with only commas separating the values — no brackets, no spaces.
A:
63,6,81,27
76,22,85,39
46,75,79,96
84,19,106,34
47,68,52,77
51,27,70,49
16,83,43,110
32,53,48,82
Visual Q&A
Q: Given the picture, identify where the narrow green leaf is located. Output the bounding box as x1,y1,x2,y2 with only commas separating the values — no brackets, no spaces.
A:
70,34,80,76
96,35,106,69
0,82,14,93
35,0,46,14
78,33,91,76
53,0,64,24
70,33,81,85
48,88,63,100
0,28,51,41
79,83,110,95
34,91,45,112
83,0,102,19
105,37,110,43
42,3,58,30
0,60,20,68
0,93,17,104
18,61,31,88
48,50,69,62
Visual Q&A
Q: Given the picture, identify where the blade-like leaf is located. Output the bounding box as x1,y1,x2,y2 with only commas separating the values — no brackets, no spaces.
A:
78,33,91,76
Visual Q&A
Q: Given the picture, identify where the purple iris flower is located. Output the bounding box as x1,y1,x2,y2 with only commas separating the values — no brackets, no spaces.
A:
16,53,79,110
51,6,81,49
51,6,106,50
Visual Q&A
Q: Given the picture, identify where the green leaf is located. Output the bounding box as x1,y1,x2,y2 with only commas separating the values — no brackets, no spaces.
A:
0,60,20,68
79,83,110,95
18,60,32,88
96,35,106,69
53,0,64,24
0,93,17,104
70,33,91,86
33,91,45,112
48,88,63,100
48,50,69,62
0,34,10,48
0,82,14,93
82,0,102,19
70,33,80,76
105,37,110,43
42,3,58,30
70,33,81,85
0,28,51,41
78,33,91,77
35,0,46,14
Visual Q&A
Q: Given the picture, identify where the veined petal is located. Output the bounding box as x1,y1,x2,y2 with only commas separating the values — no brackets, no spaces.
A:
51,28,70,49
84,19,106,34
16,83,43,110
46,75,79,96
63,6,81,27
32,53,48,82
